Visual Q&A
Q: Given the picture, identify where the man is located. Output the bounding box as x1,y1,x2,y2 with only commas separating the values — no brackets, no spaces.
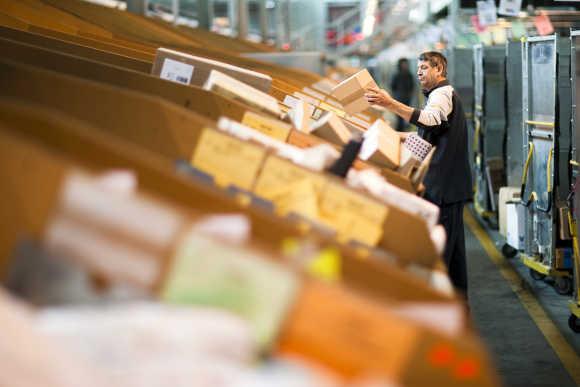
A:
390,58,415,131
365,51,472,298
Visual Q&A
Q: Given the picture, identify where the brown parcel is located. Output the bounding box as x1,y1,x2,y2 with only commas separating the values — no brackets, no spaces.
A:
309,112,352,146
152,47,272,92
203,69,281,117
359,119,400,169
331,69,378,115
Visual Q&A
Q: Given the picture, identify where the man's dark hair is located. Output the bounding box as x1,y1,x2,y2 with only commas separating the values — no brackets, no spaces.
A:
418,51,447,77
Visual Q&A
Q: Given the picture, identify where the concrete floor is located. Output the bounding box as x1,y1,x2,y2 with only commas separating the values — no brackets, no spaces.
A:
465,208,580,387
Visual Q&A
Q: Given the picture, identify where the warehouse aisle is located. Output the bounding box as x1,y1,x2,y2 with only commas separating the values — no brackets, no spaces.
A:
464,208,580,387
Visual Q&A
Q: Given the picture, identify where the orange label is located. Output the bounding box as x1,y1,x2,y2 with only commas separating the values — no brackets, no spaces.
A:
277,280,419,379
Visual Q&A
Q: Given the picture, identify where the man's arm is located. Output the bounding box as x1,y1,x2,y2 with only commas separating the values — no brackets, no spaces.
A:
365,87,413,121
365,86,453,132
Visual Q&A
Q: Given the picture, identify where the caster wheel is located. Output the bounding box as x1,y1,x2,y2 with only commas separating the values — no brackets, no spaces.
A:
529,268,546,281
555,277,573,295
501,244,518,259
568,314,580,333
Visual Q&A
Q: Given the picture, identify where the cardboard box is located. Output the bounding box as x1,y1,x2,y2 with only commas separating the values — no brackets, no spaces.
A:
330,69,378,115
381,167,415,193
558,204,572,240
381,206,440,268
308,112,352,146
486,158,505,194
398,150,421,178
311,78,338,94
283,95,315,127
411,146,436,187
204,70,281,117
554,248,573,270
152,47,272,92
359,120,400,169
346,115,371,129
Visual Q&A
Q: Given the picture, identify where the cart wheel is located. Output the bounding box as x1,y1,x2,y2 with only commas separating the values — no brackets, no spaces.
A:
568,314,580,333
501,244,518,259
529,268,546,281
555,277,573,296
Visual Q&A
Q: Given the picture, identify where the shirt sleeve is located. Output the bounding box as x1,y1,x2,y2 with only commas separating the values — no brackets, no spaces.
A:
409,86,453,130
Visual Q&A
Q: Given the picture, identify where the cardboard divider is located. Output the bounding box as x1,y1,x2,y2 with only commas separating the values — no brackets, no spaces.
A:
0,39,250,122
146,16,274,54
0,60,212,160
0,25,152,73
0,2,501,384
0,129,67,278
0,60,437,269
0,98,452,306
1,0,321,91
0,12,28,30
0,1,78,35
0,128,498,385
0,36,411,189
12,0,114,38
152,47,273,92
25,24,157,61
38,0,321,87
41,0,197,48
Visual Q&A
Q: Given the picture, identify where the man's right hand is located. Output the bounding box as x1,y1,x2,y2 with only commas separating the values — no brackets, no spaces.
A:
364,87,394,107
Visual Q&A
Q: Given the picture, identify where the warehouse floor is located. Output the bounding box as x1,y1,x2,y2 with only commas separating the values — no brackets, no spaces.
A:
464,207,580,387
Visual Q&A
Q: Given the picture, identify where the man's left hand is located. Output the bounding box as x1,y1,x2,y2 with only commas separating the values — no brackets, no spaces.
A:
365,87,394,107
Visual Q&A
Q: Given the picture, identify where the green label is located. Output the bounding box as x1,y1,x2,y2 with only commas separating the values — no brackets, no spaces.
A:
162,235,299,350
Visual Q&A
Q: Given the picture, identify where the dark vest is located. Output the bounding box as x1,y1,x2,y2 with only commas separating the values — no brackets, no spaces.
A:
414,80,472,205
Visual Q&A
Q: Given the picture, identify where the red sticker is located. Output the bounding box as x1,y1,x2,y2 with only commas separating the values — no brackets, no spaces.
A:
428,344,455,367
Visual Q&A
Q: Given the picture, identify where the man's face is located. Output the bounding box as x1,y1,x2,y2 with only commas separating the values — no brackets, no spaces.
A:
416,60,441,90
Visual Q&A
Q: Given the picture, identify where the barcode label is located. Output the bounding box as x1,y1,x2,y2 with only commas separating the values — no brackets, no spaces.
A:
160,58,194,85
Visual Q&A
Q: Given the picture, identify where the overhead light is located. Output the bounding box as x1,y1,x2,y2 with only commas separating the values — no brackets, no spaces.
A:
409,2,428,24
362,0,378,37
362,15,376,37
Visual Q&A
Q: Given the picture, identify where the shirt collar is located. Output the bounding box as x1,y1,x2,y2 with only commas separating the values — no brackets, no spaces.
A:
422,79,449,98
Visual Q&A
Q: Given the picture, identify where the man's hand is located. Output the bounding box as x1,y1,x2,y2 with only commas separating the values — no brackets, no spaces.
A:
365,87,394,107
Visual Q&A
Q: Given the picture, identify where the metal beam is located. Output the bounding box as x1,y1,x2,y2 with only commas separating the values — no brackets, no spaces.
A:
197,0,212,30
172,0,180,25
126,0,146,15
258,0,268,42
237,0,249,39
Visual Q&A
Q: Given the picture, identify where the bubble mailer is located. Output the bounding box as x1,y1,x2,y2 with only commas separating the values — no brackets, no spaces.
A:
403,134,432,161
